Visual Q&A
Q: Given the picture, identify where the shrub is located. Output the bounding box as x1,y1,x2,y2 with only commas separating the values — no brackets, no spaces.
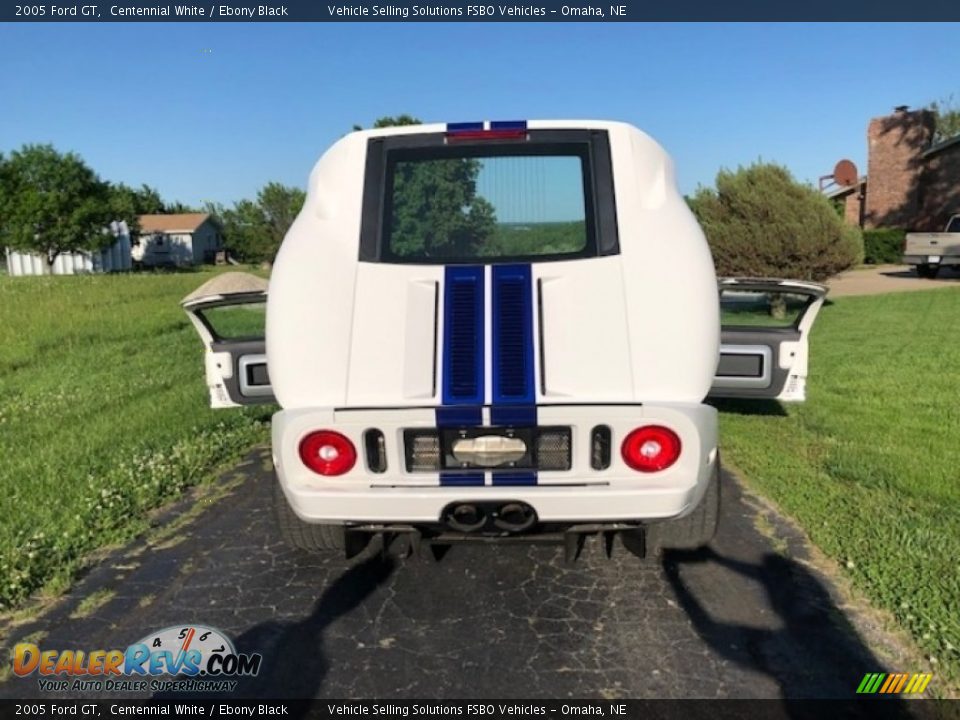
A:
689,163,864,282
862,228,905,265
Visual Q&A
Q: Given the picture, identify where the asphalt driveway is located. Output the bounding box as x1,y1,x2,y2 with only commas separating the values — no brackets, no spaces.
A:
0,449,905,700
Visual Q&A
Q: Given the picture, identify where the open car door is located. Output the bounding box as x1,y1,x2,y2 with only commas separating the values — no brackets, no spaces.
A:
710,278,828,402
181,272,274,408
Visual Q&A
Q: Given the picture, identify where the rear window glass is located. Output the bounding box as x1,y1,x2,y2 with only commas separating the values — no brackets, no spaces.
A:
383,150,591,262
720,290,813,328
198,302,266,340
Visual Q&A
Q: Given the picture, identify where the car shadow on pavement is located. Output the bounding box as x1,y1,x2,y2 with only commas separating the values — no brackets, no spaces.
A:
662,546,911,715
188,553,395,707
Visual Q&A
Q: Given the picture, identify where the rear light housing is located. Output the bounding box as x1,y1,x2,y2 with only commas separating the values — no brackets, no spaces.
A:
445,120,528,143
590,425,612,470
364,429,387,474
621,426,681,473
299,430,357,476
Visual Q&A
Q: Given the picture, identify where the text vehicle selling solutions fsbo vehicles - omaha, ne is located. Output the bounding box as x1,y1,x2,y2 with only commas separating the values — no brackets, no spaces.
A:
182,119,828,560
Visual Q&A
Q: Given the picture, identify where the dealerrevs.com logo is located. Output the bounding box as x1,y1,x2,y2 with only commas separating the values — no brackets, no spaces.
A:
13,624,262,693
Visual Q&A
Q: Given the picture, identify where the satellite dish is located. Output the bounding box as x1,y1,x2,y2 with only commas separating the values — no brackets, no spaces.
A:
833,159,858,187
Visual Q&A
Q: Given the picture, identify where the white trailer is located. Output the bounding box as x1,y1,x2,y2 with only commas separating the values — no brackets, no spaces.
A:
5,221,132,276
183,120,826,559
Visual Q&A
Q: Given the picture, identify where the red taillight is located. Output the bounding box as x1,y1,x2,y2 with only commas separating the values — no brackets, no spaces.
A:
299,431,357,476
621,426,682,472
445,129,528,142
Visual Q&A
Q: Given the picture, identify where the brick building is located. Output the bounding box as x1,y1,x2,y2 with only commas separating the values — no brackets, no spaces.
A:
830,106,960,232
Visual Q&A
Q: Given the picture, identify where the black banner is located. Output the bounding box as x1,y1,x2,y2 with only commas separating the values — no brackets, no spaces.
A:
0,699,958,720
2,0,960,22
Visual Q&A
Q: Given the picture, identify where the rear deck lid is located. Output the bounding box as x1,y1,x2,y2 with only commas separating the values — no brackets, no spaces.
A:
709,277,828,402
181,272,273,408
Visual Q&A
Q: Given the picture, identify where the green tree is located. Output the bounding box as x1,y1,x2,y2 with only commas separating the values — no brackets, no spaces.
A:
929,95,960,143
164,200,202,214
108,183,165,235
389,157,496,258
352,114,421,131
688,162,863,282
212,182,306,263
0,145,116,270
353,115,497,258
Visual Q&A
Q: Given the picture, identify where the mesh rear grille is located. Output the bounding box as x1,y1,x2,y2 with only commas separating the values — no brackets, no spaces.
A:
495,277,529,399
535,429,571,471
404,431,441,472
446,275,481,400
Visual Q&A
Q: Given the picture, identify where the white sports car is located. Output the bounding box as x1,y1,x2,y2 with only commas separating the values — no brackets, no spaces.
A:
183,120,826,560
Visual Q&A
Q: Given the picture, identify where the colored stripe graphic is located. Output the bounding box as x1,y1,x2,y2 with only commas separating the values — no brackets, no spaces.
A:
856,672,932,694
868,674,886,693
491,264,537,486
438,266,485,487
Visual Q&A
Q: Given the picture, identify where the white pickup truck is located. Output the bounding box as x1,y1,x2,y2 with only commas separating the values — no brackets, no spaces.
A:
182,120,826,561
903,214,960,278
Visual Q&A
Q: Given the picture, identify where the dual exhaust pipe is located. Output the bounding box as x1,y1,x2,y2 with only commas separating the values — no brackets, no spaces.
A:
444,501,537,534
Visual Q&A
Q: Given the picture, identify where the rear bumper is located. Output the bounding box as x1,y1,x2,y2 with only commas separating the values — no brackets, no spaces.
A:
903,254,960,265
272,403,718,525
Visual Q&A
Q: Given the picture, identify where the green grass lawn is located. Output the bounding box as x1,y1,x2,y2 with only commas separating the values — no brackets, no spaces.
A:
0,270,271,611
718,288,960,683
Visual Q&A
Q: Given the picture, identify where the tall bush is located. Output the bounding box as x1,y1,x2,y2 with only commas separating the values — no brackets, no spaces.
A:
689,163,863,281
862,228,905,265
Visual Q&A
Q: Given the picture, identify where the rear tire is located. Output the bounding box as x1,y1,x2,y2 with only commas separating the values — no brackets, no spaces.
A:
917,264,941,279
273,481,345,552
645,456,721,555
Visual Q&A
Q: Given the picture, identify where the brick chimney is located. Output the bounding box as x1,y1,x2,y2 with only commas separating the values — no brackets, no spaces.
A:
863,106,935,229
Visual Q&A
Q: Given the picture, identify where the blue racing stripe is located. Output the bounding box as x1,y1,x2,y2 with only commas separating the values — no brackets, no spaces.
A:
436,406,482,427
491,471,537,487
440,472,485,487
489,120,528,131
489,405,536,427
438,266,485,487
491,264,537,487
446,121,484,133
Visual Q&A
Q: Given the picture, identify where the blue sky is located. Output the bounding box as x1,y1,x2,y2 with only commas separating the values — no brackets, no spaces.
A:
1,23,957,208
474,156,585,222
